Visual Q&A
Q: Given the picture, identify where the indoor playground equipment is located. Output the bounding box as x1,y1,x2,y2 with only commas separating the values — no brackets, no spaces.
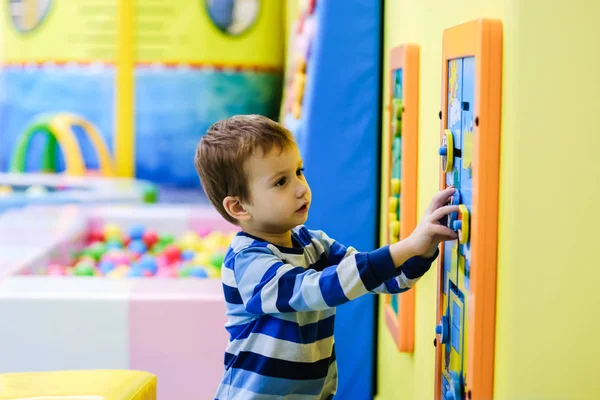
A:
10,112,115,177
382,44,420,353
0,172,157,213
0,0,284,186
280,1,382,398
0,370,156,400
0,203,238,400
434,19,502,400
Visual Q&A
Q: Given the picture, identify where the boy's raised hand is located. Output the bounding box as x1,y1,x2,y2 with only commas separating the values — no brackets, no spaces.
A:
407,187,459,258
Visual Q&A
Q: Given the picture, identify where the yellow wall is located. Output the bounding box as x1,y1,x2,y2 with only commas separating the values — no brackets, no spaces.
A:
0,0,283,67
378,0,600,399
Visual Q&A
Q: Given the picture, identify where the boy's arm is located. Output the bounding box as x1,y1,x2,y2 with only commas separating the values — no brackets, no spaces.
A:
310,229,438,294
369,249,438,294
227,242,414,315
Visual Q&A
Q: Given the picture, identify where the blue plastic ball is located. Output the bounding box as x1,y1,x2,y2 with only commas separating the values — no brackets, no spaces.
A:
138,255,158,275
128,240,147,254
99,260,116,275
105,240,122,250
181,250,195,261
127,265,145,278
129,225,145,240
189,266,208,279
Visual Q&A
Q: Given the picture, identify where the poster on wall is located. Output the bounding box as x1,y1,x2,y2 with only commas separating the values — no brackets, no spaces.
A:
0,0,284,187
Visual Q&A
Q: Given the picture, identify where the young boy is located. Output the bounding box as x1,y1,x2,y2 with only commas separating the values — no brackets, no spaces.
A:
194,115,458,399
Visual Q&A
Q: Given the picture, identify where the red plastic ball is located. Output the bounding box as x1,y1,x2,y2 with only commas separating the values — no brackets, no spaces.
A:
143,231,159,248
87,229,104,244
163,245,181,264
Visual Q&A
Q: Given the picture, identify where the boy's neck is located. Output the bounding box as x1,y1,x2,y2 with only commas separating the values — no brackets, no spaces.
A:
242,227,293,248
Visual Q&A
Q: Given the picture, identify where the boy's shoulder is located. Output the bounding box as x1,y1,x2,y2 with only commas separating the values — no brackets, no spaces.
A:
225,225,329,258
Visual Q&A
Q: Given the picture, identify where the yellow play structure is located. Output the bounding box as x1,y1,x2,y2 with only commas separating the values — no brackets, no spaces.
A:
10,113,115,177
377,0,600,399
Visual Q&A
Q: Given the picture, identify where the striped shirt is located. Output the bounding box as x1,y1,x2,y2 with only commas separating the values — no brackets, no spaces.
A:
215,225,437,399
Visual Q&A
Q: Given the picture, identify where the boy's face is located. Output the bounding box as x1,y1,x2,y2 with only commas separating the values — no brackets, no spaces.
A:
242,144,311,234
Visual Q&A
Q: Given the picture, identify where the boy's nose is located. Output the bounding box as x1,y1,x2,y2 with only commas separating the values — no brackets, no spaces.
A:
296,180,308,198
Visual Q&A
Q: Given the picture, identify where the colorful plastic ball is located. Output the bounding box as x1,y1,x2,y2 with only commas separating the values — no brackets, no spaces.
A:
98,260,116,275
150,243,166,256
181,250,195,261
142,231,159,248
178,265,192,277
87,229,105,243
128,240,147,254
74,261,95,276
157,267,177,278
110,251,131,266
103,223,121,241
138,255,158,275
159,234,175,246
122,236,132,247
164,245,181,264
105,240,122,250
197,227,212,237
108,264,130,278
127,265,145,278
129,225,145,240
210,253,225,269
189,267,208,278
179,231,200,251
193,252,211,266
84,242,106,261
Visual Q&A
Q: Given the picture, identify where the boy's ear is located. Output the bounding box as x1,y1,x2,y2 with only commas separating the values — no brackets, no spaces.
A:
223,196,251,222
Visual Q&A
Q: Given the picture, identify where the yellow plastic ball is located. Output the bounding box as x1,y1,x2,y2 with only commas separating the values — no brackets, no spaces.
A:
193,252,211,266
103,223,121,241
179,231,201,251
108,264,129,278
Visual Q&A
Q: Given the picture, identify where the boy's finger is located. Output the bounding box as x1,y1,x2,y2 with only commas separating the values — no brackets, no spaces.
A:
429,205,460,221
427,187,456,212
432,224,458,239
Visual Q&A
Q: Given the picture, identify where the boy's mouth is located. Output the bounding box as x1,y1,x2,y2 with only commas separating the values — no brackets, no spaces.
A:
296,203,309,214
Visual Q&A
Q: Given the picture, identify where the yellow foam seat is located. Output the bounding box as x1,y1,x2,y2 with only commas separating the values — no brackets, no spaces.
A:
0,370,156,400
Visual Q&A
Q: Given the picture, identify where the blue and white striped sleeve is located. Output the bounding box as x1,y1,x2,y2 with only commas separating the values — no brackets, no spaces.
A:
231,244,399,315
309,229,439,295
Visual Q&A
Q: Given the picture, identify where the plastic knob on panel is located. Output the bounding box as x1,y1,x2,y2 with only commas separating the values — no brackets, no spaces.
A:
440,129,454,173
436,315,450,344
447,191,461,229
452,220,462,231
391,178,401,195
457,204,470,245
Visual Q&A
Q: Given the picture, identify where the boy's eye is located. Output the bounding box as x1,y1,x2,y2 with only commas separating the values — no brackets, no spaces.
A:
275,178,287,187
296,167,305,176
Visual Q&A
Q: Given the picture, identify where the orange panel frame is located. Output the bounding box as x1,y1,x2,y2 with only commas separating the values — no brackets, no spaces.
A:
434,19,502,399
384,44,419,353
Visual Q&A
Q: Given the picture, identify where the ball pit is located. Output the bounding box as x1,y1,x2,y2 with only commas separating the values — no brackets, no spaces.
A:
0,204,239,400
40,222,234,279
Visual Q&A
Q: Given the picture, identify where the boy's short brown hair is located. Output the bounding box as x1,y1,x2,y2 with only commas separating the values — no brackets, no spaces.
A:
194,114,296,224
